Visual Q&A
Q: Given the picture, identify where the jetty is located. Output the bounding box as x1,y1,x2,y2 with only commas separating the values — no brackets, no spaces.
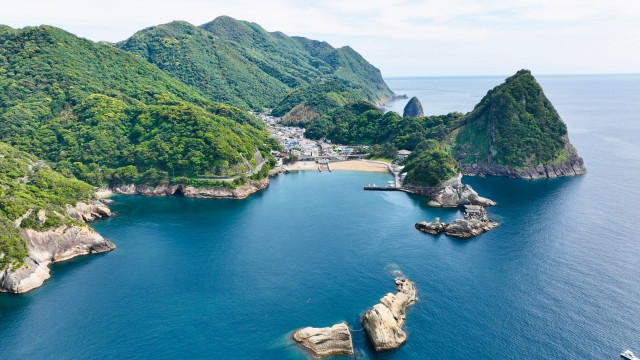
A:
364,185,399,191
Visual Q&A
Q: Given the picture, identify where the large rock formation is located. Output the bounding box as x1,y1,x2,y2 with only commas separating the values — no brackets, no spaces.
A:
0,225,115,293
0,201,115,294
292,323,354,358
415,205,498,238
402,97,424,117
402,173,496,207
362,278,417,351
443,218,498,238
454,70,586,179
112,178,269,199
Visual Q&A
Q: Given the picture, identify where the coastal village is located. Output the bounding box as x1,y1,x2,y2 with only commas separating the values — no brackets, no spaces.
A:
253,110,366,166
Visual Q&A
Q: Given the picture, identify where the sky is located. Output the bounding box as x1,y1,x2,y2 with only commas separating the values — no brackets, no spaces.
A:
1,0,639,77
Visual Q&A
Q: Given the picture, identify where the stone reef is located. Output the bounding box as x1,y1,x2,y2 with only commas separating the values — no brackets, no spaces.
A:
292,322,354,358
362,278,417,351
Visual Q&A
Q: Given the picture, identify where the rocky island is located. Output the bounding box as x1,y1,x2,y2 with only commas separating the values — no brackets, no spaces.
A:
415,205,498,238
292,323,354,358
362,278,417,351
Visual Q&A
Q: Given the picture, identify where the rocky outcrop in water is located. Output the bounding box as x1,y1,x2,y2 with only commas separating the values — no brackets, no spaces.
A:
415,205,498,238
402,173,496,207
402,97,424,118
0,225,115,293
362,278,417,352
112,178,269,199
292,323,354,358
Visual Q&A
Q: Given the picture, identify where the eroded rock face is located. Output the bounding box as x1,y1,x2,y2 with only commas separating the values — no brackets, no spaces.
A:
66,201,112,222
0,225,115,293
111,178,269,199
461,136,587,179
362,278,417,352
292,323,354,358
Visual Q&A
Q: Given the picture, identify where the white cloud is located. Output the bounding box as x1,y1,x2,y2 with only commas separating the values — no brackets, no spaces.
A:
0,0,638,75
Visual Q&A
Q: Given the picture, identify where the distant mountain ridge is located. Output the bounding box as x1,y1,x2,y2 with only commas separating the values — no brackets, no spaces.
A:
118,16,393,110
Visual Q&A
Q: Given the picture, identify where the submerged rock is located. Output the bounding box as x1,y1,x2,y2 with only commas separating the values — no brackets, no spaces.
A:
362,278,417,351
292,323,354,358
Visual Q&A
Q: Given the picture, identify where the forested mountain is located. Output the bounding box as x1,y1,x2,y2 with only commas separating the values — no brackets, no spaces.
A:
453,69,567,167
0,25,276,187
118,16,393,111
304,70,585,185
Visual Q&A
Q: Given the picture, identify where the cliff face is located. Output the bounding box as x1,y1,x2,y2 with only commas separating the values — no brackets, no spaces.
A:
112,178,269,199
0,202,115,294
460,135,587,178
454,70,586,179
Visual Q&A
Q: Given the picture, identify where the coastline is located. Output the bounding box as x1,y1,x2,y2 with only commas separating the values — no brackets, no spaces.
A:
282,160,389,173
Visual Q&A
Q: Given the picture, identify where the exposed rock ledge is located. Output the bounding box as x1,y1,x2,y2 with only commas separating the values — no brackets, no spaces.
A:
461,137,587,179
362,278,417,352
112,178,269,199
402,173,496,207
292,322,354,358
0,225,115,293
0,201,115,294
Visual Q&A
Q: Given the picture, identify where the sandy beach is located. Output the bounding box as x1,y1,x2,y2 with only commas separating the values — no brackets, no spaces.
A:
282,160,389,173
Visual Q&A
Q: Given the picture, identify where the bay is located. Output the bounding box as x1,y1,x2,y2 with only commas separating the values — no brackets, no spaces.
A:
1,74,639,359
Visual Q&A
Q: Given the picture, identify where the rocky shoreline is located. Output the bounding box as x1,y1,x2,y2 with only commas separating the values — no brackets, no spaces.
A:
111,178,269,199
461,136,587,179
402,173,496,207
0,200,116,294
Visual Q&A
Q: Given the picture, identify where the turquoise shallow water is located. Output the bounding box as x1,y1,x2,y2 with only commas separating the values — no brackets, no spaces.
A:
1,75,639,359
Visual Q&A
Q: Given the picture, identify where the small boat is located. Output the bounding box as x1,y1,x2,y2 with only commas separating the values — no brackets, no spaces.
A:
621,350,639,360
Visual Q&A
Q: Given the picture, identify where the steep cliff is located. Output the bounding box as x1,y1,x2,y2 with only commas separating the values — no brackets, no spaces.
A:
0,143,115,293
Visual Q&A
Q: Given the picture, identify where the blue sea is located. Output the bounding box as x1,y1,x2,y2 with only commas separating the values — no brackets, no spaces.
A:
1,74,639,359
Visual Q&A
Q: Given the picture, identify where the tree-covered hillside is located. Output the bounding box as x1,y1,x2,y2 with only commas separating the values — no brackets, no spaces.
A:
454,69,568,168
0,25,276,187
118,16,393,111
0,142,97,270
